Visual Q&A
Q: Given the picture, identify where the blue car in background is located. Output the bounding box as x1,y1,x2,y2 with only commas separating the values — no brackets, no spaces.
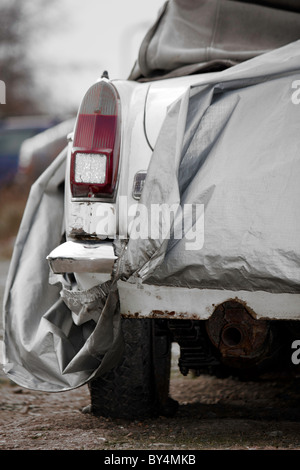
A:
0,116,61,186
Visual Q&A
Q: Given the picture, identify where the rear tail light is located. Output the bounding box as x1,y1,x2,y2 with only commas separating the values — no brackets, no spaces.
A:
70,79,121,198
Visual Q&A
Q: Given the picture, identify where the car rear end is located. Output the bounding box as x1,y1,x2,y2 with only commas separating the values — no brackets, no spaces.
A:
46,71,300,418
47,74,188,288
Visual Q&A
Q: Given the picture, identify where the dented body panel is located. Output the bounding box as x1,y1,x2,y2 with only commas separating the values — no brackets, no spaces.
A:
70,271,300,322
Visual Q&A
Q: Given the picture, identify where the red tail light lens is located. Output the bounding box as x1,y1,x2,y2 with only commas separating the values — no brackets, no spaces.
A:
70,79,121,198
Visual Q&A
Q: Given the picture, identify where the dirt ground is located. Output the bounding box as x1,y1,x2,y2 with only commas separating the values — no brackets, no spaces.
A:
1,257,300,453
1,366,300,451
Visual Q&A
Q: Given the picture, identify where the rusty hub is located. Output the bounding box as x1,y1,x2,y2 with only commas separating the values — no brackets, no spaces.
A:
206,301,270,368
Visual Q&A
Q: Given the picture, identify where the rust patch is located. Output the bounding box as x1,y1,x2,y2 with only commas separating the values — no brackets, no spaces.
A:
69,228,100,241
152,310,176,316
231,297,259,320
121,312,141,318
212,297,259,320
121,310,201,320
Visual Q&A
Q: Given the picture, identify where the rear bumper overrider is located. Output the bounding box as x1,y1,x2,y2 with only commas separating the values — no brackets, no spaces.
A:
47,240,117,274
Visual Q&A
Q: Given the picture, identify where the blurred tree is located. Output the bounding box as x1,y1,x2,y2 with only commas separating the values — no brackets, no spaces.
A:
0,0,58,117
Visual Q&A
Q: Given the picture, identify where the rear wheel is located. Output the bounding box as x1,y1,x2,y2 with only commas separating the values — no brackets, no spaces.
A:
87,318,177,420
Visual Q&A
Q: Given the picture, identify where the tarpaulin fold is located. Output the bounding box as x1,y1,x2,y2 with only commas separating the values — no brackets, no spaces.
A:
3,40,300,391
129,0,300,81
3,150,124,391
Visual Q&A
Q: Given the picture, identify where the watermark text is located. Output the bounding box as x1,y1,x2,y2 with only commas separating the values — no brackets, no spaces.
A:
96,197,205,251
291,80,300,105
0,80,5,104
291,340,300,365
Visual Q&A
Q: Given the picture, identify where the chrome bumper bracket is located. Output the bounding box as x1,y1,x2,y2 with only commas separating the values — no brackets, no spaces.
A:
47,241,117,274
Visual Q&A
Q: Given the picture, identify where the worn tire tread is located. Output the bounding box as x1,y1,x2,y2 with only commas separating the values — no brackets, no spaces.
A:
88,318,163,419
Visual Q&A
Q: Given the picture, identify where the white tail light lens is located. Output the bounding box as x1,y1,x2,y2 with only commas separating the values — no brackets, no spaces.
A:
74,153,107,184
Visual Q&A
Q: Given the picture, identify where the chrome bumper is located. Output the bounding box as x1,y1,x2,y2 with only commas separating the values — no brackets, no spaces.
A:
47,241,117,274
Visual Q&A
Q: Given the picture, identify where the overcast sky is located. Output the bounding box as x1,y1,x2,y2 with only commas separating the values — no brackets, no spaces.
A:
31,0,165,114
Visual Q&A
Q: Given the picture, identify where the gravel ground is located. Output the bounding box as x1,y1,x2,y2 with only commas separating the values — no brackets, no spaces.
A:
1,259,300,451
1,371,300,451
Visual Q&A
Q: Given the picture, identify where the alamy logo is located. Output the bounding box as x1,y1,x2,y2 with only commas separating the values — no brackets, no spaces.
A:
291,80,300,105
291,340,300,365
0,80,5,104
96,198,205,251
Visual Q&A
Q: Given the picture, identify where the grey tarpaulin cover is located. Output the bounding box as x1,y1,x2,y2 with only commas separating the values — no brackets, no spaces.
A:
130,0,300,81
3,43,300,390
123,40,300,294
3,151,124,391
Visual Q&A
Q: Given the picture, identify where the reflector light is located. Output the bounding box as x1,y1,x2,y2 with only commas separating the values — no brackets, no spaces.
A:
70,79,121,198
132,171,147,199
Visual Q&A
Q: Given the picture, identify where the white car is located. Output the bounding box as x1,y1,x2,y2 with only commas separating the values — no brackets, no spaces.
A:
46,52,300,418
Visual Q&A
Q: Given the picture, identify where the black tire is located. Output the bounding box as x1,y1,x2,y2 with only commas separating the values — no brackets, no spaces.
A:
87,318,178,420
